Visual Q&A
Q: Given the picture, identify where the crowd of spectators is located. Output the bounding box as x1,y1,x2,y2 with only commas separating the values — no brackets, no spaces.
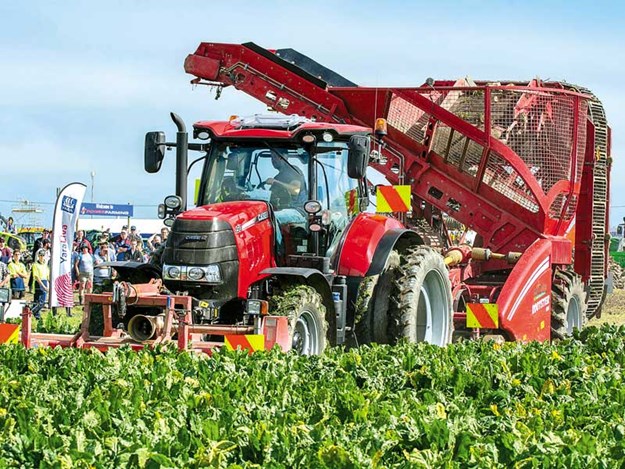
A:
0,224,170,317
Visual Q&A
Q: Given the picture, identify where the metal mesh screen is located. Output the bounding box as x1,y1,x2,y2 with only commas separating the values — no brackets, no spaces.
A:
438,90,485,131
387,94,430,144
489,89,578,195
385,85,587,218
483,151,539,213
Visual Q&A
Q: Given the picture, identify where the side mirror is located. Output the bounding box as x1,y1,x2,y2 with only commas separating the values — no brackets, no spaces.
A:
347,135,370,179
145,131,166,173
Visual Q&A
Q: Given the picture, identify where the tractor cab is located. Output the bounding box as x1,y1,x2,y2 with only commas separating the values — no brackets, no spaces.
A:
190,115,371,263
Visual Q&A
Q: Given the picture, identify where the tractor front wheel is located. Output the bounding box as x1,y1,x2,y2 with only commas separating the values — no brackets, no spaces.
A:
350,250,400,346
388,245,453,346
270,285,328,355
551,270,586,340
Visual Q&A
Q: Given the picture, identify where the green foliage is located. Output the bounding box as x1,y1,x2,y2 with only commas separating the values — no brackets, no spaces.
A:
611,251,625,269
0,325,625,466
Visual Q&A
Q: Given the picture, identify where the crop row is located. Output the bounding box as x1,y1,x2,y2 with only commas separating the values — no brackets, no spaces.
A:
0,325,624,467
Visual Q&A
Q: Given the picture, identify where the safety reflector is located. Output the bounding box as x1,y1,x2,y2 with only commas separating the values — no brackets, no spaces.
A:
224,334,265,352
0,324,19,345
376,185,411,213
466,303,499,329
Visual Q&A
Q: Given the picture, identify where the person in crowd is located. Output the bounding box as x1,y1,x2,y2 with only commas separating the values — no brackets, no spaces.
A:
93,241,115,292
124,238,144,262
147,233,162,252
0,257,10,292
0,257,9,321
115,230,131,261
129,225,142,243
5,217,16,234
32,229,51,260
73,230,93,253
74,244,94,305
7,249,28,299
31,249,50,319
41,238,52,264
160,227,169,243
0,238,12,264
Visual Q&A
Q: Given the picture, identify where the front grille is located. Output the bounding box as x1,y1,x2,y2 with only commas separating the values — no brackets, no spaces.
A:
163,217,239,300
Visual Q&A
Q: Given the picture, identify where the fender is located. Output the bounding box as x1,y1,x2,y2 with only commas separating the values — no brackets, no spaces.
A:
335,213,406,277
261,266,337,345
106,261,161,284
365,229,423,276
497,238,552,342
261,267,334,314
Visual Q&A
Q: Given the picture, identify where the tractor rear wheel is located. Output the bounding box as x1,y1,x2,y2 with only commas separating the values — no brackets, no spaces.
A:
270,285,328,355
350,251,400,346
551,270,586,340
388,246,453,346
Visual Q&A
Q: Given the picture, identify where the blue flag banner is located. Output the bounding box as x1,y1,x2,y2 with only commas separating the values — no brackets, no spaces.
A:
80,203,133,217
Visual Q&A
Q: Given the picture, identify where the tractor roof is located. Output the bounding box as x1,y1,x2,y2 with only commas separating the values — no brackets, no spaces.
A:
193,114,369,140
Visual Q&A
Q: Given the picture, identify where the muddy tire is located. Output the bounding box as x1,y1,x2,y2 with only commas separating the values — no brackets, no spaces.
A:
350,251,400,346
269,285,328,355
388,245,453,346
551,270,587,340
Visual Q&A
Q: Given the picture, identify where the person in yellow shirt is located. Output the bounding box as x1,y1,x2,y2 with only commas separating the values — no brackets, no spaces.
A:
7,250,28,299
31,249,50,319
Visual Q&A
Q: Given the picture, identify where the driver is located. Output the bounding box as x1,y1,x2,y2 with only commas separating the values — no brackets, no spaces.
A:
266,152,307,209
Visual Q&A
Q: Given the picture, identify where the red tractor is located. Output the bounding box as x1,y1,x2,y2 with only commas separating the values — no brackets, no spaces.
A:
17,42,611,354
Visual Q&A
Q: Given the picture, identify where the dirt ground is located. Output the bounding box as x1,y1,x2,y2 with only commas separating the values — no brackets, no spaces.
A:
591,289,625,327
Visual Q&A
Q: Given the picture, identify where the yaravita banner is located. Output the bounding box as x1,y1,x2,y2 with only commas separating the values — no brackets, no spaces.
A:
50,182,86,308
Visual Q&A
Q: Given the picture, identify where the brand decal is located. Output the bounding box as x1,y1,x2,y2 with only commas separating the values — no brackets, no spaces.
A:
532,296,550,314
236,211,270,234
61,196,77,214
184,235,208,242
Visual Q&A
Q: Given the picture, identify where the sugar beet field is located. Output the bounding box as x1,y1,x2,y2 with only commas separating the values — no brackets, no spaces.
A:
1,322,625,468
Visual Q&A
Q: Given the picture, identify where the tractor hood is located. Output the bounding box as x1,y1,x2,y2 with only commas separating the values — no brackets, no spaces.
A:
163,201,275,299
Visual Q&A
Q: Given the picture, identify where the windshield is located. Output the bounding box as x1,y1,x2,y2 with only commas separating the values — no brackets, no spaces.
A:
199,141,357,214
198,140,358,258
200,143,309,210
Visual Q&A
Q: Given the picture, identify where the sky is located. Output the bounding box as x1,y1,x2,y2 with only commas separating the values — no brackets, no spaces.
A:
1,0,624,229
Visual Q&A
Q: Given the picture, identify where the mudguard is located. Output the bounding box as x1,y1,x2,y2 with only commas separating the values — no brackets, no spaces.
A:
334,213,406,277
260,267,334,311
106,261,161,284
497,238,552,341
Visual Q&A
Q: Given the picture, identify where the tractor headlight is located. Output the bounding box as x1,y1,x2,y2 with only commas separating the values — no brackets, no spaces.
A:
162,264,222,283
167,265,181,279
187,267,205,281
204,265,221,283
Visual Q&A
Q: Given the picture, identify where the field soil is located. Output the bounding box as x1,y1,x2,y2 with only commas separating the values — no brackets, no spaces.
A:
593,288,625,326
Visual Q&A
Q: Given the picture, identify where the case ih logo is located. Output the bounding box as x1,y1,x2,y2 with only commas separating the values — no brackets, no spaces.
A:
61,196,77,214
183,235,207,242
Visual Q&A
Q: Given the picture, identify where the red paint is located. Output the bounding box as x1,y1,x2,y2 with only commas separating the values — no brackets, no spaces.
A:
336,213,405,277
498,239,553,342
180,202,275,297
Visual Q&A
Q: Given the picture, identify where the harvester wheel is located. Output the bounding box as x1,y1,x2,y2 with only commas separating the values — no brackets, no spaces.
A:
388,245,453,346
350,250,400,346
270,285,328,355
551,270,586,340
